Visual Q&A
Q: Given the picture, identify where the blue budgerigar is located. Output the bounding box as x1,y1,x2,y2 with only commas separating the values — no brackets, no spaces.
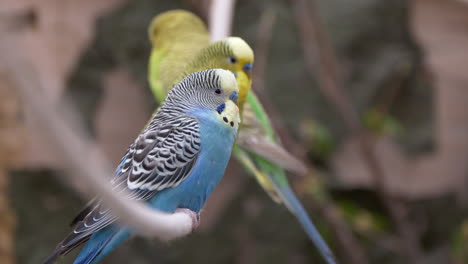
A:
43,69,240,264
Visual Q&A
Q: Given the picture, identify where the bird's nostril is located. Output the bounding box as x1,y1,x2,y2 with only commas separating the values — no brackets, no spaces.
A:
229,92,238,102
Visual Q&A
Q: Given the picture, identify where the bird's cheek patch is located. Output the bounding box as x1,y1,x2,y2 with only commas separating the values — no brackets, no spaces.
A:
218,101,240,128
216,103,226,114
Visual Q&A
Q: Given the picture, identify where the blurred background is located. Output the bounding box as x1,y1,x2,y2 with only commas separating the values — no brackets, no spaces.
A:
1,0,468,263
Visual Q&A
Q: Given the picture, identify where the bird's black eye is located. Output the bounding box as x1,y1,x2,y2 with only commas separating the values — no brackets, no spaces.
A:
228,56,237,64
215,88,221,94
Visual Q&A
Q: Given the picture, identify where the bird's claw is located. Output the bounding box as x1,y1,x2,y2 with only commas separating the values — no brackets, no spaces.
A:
175,208,200,232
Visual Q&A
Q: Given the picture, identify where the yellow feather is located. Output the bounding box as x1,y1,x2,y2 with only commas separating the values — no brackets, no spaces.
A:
148,10,210,102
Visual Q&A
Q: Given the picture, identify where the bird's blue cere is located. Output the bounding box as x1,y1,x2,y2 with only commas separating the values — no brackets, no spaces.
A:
243,63,253,72
216,103,226,114
229,92,238,103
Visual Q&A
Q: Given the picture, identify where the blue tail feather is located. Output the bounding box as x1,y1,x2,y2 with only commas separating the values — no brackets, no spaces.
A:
73,227,129,264
278,185,337,264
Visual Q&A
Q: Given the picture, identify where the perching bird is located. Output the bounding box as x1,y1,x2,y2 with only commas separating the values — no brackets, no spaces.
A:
43,69,240,264
148,10,337,264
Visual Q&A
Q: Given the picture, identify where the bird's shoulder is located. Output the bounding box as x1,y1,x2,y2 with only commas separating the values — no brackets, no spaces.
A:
120,114,201,191
65,115,202,243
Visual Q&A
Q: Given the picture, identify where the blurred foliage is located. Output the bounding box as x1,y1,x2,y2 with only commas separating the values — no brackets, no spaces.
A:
300,119,335,163
338,200,389,236
363,109,404,137
452,219,468,263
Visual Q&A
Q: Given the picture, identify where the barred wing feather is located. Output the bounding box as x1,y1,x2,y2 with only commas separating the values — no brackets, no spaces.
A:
55,116,201,254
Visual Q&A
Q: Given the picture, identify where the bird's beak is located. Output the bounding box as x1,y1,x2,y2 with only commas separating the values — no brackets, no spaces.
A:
242,63,253,78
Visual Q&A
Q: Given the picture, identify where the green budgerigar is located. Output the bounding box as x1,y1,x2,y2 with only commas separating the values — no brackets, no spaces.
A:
148,10,337,264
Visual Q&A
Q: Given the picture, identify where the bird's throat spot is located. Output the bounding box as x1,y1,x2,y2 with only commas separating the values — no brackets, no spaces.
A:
221,116,234,127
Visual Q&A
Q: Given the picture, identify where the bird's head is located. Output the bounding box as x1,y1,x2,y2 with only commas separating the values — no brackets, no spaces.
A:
188,37,254,111
148,10,208,46
223,37,254,79
165,69,240,129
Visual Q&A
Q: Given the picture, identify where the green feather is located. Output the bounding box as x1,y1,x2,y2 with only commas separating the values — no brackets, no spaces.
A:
245,92,276,141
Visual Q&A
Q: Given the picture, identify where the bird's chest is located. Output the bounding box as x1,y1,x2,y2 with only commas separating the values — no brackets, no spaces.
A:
151,113,236,213
176,117,235,210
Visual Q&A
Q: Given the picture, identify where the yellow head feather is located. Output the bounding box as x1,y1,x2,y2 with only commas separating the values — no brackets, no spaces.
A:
226,37,254,63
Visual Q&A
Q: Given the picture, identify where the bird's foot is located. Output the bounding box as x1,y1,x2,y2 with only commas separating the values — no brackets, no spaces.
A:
175,208,200,232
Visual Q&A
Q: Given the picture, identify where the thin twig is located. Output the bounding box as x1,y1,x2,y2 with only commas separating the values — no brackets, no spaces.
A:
0,32,196,241
250,9,306,158
251,9,296,149
209,0,236,41
252,8,369,264
290,0,424,262
252,9,275,96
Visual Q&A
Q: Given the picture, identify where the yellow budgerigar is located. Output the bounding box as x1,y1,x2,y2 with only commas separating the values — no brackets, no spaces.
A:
147,10,337,264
